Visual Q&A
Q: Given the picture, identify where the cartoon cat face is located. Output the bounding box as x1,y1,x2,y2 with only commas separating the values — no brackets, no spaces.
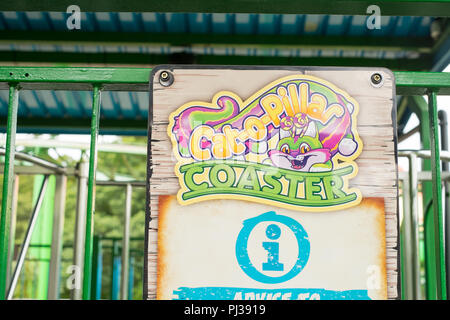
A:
268,122,332,172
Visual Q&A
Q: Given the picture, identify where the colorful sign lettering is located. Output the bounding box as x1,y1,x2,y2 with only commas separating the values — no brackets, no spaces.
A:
168,75,363,212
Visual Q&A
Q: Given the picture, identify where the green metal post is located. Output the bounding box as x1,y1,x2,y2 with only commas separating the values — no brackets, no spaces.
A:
0,83,19,300
82,85,102,300
6,175,19,286
428,90,447,300
30,174,56,299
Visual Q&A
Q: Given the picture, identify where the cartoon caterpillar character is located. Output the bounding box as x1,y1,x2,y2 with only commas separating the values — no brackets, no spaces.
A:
268,106,358,172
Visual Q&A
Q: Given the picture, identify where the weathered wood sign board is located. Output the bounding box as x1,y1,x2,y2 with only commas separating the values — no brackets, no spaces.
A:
145,66,398,300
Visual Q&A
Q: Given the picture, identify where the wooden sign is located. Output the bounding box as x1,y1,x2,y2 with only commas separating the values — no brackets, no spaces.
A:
145,66,398,300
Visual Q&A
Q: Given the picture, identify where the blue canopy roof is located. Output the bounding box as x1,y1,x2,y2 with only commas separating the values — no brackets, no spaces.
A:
0,11,447,135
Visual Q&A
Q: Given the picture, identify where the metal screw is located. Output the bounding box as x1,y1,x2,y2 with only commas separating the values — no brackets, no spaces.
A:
371,73,382,85
160,72,169,81
159,71,174,87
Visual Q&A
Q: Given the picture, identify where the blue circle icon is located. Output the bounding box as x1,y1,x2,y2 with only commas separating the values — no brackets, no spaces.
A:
235,211,310,284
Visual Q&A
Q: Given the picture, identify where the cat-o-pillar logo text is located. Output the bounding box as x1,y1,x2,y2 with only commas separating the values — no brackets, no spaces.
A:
168,75,363,212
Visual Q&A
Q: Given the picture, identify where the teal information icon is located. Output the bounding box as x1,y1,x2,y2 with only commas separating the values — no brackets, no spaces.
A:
262,224,284,271
235,211,310,284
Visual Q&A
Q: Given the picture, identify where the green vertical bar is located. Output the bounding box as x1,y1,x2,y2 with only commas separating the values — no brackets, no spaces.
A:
6,175,19,286
428,90,447,300
29,175,55,300
0,83,19,300
82,85,102,300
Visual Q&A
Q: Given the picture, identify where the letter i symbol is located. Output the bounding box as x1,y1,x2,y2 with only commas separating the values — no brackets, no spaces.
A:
262,224,284,271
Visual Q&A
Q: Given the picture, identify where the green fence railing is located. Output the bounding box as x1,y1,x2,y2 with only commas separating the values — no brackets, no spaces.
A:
0,66,450,300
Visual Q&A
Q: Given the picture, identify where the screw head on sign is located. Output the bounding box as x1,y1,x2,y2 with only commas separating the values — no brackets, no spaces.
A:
159,71,174,87
370,73,383,87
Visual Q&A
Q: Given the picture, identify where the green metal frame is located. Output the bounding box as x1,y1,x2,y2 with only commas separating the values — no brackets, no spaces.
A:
428,91,447,300
0,84,18,300
1,66,450,300
82,85,101,300
403,96,435,298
